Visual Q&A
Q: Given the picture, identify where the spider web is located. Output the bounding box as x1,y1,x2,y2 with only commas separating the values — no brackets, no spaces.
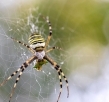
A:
0,2,69,102
0,0,109,102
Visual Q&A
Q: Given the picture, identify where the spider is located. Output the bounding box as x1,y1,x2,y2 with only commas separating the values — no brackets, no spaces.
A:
0,16,69,102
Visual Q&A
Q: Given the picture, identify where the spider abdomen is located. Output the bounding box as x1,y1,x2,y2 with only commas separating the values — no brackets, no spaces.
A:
28,33,45,50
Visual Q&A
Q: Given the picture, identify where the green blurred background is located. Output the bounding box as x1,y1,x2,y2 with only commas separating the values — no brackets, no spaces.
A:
0,0,109,102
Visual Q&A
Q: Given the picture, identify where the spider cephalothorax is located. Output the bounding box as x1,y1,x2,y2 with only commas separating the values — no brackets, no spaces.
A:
0,16,69,102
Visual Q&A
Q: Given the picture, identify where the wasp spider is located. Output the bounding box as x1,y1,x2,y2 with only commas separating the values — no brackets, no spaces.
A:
0,16,69,102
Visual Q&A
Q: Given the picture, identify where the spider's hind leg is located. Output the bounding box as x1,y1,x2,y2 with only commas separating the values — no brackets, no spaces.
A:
11,37,35,54
41,16,52,50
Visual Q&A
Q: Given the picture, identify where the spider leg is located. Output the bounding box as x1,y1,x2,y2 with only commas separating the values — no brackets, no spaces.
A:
8,55,37,102
46,47,62,53
9,68,25,102
0,67,22,87
59,68,69,98
42,16,52,50
11,37,35,54
0,56,37,102
44,55,69,101
55,65,69,98
57,71,62,102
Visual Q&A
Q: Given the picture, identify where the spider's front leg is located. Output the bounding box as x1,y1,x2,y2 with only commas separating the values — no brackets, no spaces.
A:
8,55,37,102
0,55,37,102
0,67,22,87
44,55,69,102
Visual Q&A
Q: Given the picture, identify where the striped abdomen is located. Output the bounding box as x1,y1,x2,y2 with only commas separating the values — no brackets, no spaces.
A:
28,34,45,50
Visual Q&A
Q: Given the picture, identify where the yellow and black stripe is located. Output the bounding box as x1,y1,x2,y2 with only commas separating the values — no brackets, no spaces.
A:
28,33,45,45
44,55,69,102
0,55,37,102
11,37,35,54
